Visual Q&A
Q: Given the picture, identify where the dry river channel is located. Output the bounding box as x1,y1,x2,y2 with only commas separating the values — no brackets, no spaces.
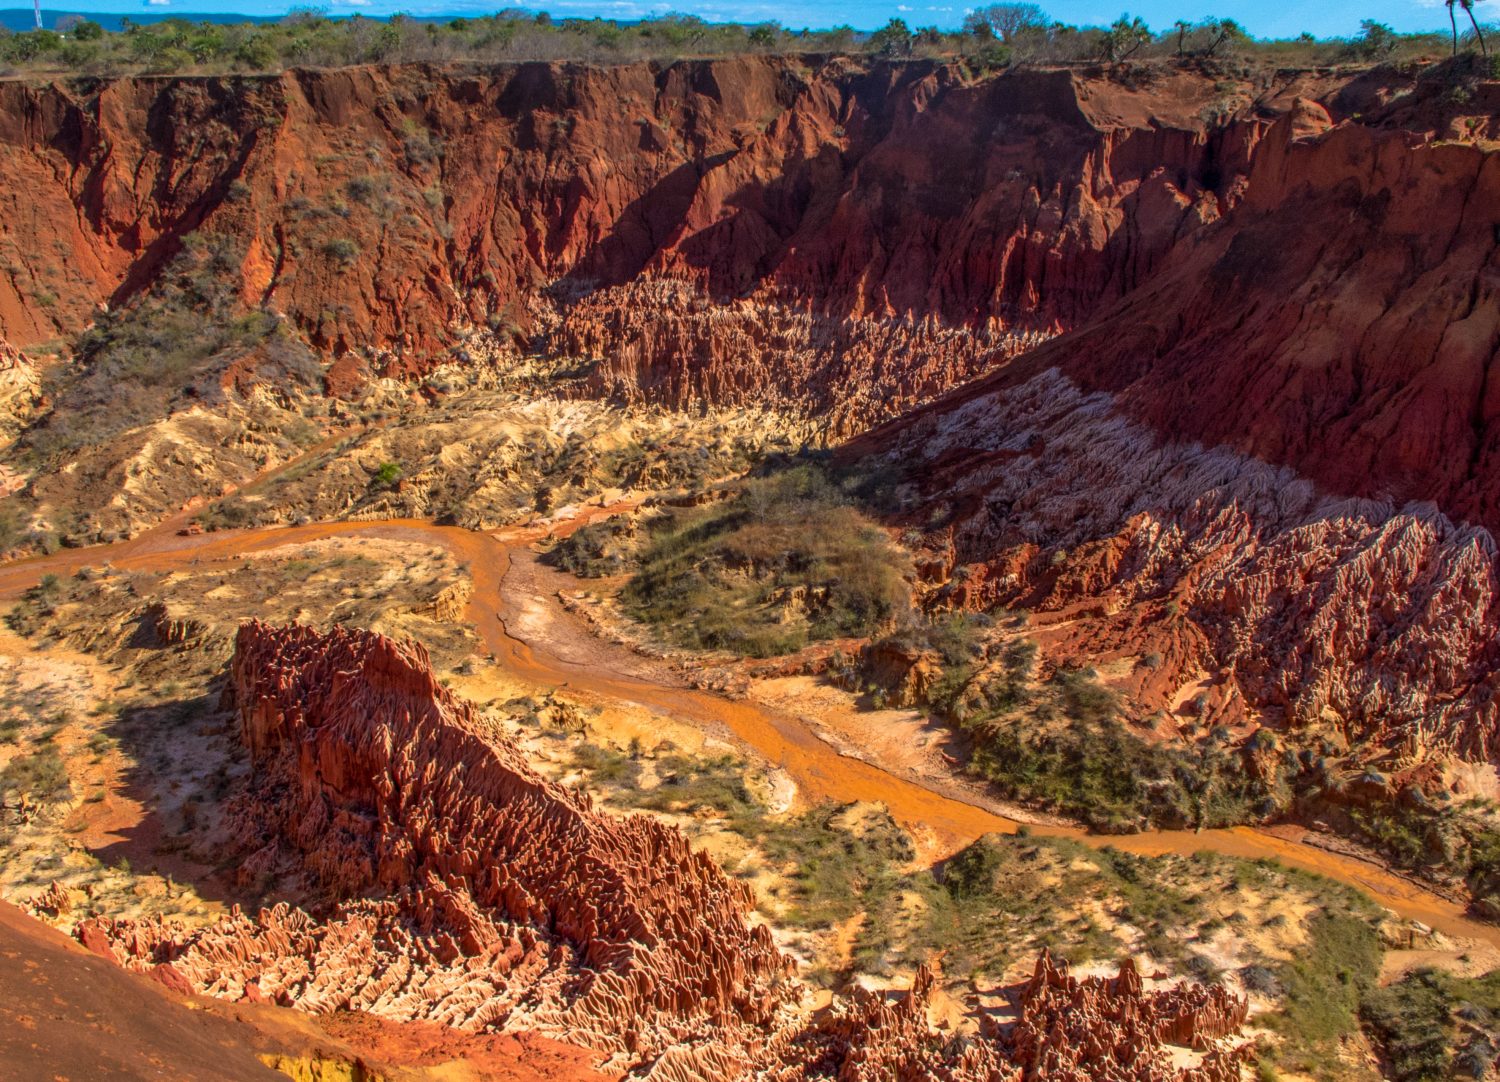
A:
1,511,1496,949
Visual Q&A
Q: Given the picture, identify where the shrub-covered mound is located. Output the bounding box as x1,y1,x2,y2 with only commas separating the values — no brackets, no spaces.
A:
618,465,912,658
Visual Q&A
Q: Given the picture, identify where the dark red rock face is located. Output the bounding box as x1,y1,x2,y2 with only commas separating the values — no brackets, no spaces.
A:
80,621,1250,1079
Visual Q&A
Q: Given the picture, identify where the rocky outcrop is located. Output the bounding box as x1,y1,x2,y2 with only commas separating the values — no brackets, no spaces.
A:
81,619,795,1063
0,338,40,450
1004,951,1249,1080
765,964,1015,1082
78,620,1251,1079
764,953,1248,1082
858,91,1500,767
861,638,943,708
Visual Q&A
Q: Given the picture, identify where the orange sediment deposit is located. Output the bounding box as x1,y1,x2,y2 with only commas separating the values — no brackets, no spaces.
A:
4,511,1499,948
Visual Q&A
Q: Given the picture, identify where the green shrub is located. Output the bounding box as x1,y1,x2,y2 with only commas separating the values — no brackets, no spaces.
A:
1269,910,1382,1073
622,464,911,657
0,743,72,804
371,461,402,489
968,711,1246,831
943,833,1009,899
323,237,360,264
547,519,634,577
1365,967,1500,1081
616,753,758,818
570,742,641,786
1363,970,1462,1082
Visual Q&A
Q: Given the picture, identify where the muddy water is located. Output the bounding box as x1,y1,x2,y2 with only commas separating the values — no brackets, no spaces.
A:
3,516,1497,947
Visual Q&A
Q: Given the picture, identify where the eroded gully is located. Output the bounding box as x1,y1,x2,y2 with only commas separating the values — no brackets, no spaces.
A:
0,514,1495,948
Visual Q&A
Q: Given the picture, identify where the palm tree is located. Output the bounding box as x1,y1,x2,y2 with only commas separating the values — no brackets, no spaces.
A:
1447,0,1459,55
1460,0,1487,56
1174,19,1190,56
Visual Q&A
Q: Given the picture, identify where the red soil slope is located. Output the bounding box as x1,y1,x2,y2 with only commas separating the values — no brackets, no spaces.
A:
0,898,285,1081
1,896,608,1081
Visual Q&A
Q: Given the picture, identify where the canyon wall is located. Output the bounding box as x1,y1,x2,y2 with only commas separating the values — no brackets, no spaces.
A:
3,57,1497,757
858,93,1500,764
80,619,1251,1080
0,59,1334,429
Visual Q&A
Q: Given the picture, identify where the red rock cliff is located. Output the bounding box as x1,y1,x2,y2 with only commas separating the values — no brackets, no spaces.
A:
0,60,1306,427
856,89,1500,764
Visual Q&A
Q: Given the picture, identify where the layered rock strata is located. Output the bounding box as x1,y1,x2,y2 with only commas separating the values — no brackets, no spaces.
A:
0,60,1326,428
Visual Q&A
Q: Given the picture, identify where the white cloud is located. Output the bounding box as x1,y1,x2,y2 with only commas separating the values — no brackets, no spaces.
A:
896,4,911,9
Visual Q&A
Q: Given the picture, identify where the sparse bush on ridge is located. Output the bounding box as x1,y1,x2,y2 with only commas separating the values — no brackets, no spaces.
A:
0,8,1478,77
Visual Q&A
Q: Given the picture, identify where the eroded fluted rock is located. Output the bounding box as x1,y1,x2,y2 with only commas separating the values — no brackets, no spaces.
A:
870,356,1500,766
1004,952,1249,1080
83,620,795,1059
0,338,40,451
80,622,1252,1079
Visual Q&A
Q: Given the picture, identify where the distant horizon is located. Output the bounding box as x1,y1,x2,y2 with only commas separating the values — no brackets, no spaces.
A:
2,0,1489,42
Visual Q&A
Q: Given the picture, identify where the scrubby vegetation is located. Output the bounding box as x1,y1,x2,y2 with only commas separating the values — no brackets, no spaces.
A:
0,739,72,807
1337,797,1500,931
21,233,323,463
972,711,1246,832
615,464,911,657
569,737,1397,1067
548,517,637,577
850,610,1292,832
0,7,1487,77
1271,910,1384,1077
1363,967,1500,1082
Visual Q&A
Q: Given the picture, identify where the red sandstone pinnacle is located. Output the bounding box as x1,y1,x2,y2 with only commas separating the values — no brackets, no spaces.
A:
85,619,797,1060
78,621,1251,1079
1005,950,1250,1081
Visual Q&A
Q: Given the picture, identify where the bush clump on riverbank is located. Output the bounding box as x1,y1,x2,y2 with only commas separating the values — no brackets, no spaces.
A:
853,618,1291,832
618,464,912,657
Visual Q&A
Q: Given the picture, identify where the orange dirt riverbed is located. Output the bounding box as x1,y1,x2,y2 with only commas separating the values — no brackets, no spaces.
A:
1,512,1495,948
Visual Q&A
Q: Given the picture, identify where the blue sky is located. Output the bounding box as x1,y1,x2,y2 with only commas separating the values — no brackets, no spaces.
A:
29,0,1493,41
